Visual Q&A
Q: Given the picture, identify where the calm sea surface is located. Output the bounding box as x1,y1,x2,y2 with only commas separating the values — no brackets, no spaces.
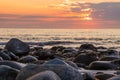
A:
0,28,120,50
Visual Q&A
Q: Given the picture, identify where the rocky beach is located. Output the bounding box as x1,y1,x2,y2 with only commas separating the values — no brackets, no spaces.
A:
0,38,119,80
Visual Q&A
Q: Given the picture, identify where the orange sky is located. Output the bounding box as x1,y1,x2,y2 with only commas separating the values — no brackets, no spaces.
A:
0,0,120,28
0,0,119,14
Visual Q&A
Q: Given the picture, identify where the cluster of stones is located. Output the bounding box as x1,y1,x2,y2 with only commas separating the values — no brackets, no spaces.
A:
0,38,119,80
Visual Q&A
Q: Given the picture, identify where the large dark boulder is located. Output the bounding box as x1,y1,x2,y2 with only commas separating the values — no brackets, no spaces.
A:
26,71,61,80
79,44,97,51
99,56,119,61
89,61,118,70
0,65,19,80
5,38,30,56
74,53,98,66
16,64,83,80
18,55,38,63
0,61,26,70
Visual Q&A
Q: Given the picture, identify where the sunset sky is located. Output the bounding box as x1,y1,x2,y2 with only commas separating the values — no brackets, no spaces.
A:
0,0,120,28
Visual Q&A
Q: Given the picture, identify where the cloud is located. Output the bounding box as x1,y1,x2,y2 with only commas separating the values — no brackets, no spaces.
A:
0,2,120,28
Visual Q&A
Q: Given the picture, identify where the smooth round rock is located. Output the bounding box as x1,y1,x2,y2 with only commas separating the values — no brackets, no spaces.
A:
0,57,3,61
26,71,61,80
107,75,120,80
1,50,18,61
89,61,118,70
16,64,83,80
44,58,68,65
100,56,119,61
18,55,38,63
5,38,30,56
95,73,115,80
51,46,66,52
66,61,79,69
79,44,97,51
0,61,26,70
74,53,98,66
0,51,11,60
34,50,54,60
0,65,19,80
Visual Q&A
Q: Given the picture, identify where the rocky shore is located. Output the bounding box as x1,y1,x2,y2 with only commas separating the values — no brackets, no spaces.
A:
0,38,120,80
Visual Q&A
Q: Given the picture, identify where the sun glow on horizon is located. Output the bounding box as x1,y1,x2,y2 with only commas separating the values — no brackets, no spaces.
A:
83,17,93,20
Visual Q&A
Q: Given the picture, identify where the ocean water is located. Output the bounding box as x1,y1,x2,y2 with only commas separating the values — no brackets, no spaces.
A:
0,28,120,50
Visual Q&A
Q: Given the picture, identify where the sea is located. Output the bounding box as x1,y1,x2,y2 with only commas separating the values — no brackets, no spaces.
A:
0,28,120,51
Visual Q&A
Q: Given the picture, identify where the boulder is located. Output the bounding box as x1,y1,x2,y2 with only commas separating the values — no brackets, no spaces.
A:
95,73,115,80
5,38,30,56
16,64,83,80
89,61,118,70
26,71,61,80
99,56,119,61
74,53,98,66
79,44,97,51
107,75,120,80
18,55,38,63
0,65,19,80
0,61,26,70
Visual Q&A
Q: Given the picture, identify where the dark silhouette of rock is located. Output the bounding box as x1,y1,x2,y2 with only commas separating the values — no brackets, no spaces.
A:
34,50,54,60
18,55,38,63
99,56,119,61
79,44,97,51
0,57,3,61
44,58,68,65
95,73,115,80
0,50,11,60
16,63,83,80
89,61,118,70
74,53,98,66
107,75,120,80
26,71,61,80
1,50,18,61
51,46,66,52
5,38,30,56
0,61,26,70
0,65,19,80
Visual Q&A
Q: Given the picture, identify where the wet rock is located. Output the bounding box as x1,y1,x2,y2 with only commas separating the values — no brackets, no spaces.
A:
0,57,3,61
66,61,79,69
95,73,116,80
5,38,30,56
0,65,19,80
0,50,11,60
107,75,120,80
16,64,83,80
51,46,66,52
74,53,98,66
1,50,18,61
0,61,26,70
82,73,96,80
99,56,119,61
44,58,68,65
26,71,61,80
18,55,38,63
34,50,54,60
34,46,43,51
79,44,97,51
111,59,120,69
62,48,77,53
98,49,119,57
89,61,118,70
